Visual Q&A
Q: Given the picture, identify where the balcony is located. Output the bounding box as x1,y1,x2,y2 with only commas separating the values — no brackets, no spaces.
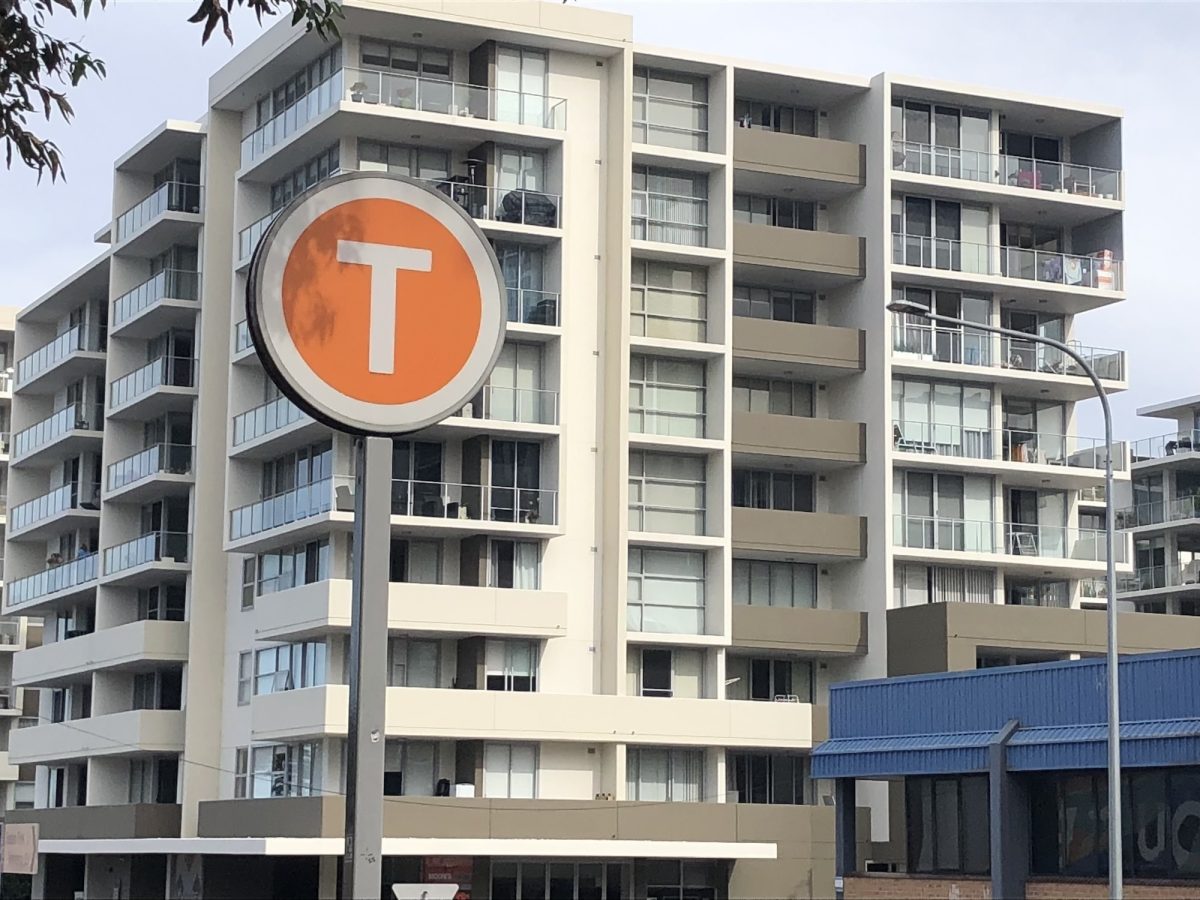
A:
14,325,105,394
0,621,22,650
250,685,819,749
732,412,864,470
463,385,559,427
231,395,324,458
240,68,566,167
108,356,196,419
732,222,864,285
111,269,200,338
892,514,1125,568
8,482,100,541
253,579,568,643
731,605,867,656
891,141,1122,201
101,531,191,586
731,507,865,561
892,420,1121,487
891,322,1126,400
14,619,189,688
113,182,203,255
233,319,256,361
892,234,1122,292
7,804,181,841
235,169,350,268
631,190,709,248
506,288,559,329
732,317,864,380
1130,429,1200,464
1117,563,1200,598
430,180,560,231
106,443,194,503
733,127,863,193
1116,496,1200,530
11,402,103,467
5,554,98,615
9,708,185,765
229,476,349,545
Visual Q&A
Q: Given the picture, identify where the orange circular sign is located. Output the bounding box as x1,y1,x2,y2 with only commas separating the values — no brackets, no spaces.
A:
248,174,506,434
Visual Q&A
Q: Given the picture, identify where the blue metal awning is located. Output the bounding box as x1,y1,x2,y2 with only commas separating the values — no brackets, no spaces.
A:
811,717,1200,780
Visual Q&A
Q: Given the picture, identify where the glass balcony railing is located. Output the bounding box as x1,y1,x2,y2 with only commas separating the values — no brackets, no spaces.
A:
891,323,1125,382
1116,495,1200,530
233,396,311,446
0,433,10,457
110,357,195,410
103,531,190,575
892,420,1121,471
15,324,104,387
230,476,345,540
1079,484,1107,504
892,513,1126,563
237,210,282,265
0,373,11,394
506,288,559,327
10,482,98,533
241,68,568,167
234,320,255,355
1130,429,1200,463
6,554,98,608
631,390,707,439
115,182,203,242
12,402,102,459
426,180,560,228
390,479,558,526
631,190,708,246
0,621,21,646
107,444,194,493
891,141,1122,200
1117,563,1200,594
891,234,1122,291
113,269,200,327
475,385,559,425
344,67,566,129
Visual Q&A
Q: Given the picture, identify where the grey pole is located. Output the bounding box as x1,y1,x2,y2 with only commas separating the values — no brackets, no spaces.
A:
896,306,1123,898
342,435,392,899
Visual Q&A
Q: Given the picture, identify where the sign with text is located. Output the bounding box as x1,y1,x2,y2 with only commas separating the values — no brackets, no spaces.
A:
1,823,38,875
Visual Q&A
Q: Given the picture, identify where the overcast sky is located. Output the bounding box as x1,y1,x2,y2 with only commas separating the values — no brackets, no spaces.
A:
3,0,1195,442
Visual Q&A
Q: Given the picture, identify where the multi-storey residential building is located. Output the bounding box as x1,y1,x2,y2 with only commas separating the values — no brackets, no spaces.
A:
1117,395,1200,615
4,2,1195,898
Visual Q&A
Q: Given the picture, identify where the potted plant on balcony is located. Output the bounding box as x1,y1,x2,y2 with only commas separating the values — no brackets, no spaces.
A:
350,81,369,103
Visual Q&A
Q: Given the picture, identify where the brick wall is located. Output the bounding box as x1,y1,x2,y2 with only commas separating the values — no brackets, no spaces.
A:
843,874,991,899
1026,880,1200,899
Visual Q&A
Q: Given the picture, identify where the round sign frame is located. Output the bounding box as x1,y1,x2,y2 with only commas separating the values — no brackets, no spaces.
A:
246,171,507,436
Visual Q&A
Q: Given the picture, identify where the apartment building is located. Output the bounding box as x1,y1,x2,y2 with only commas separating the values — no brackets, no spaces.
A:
1116,395,1200,614
2,1,1190,898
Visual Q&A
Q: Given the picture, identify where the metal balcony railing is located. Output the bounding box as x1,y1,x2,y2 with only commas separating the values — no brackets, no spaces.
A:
892,420,1122,471
1130,430,1200,463
893,513,1126,563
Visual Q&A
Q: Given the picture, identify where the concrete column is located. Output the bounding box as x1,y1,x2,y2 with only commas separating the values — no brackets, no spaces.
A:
989,719,1027,899
318,854,339,899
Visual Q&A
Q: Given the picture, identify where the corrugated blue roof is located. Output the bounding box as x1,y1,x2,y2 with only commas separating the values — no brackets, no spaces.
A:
812,651,1200,779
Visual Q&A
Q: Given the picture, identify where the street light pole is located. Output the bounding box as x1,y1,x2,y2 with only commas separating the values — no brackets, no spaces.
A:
887,300,1123,899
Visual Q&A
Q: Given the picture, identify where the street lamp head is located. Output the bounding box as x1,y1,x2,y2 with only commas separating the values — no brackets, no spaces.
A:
886,299,931,317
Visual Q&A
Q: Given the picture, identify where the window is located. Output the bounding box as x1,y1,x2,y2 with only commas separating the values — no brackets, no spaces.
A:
629,451,706,535
728,657,813,703
241,557,256,610
630,259,708,341
237,652,252,705
639,648,672,697
732,559,816,608
893,564,995,606
483,743,536,798
733,193,815,230
626,748,702,802
388,638,439,688
1002,398,1066,465
249,742,320,798
892,195,989,274
891,286,991,365
262,441,333,497
732,377,813,417
249,539,332,598
894,470,994,553
254,642,327,696
732,470,813,512
627,548,705,635
633,647,703,699
252,46,341,127
384,740,437,797
893,378,992,459
390,538,441,584
488,540,539,589
360,40,450,79
491,862,629,900
732,284,814,324
487,342,546,424
906,775,990,875
631,166,708,246
133,670,182,710
728,752,811,805
633,66,708,151
497,146,547,193
234,748,248,798
270,145,339,211
138,585,185,621
891,99,989,181
485,639,538,692
496,46,548,126
129,756,178,805
358,140,450,181
1006,578,1069,608
629,356,706,438
494,242,553,325
734,98,816,136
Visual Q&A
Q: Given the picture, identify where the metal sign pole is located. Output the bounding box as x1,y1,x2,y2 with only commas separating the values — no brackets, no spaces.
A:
342,435,392,899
